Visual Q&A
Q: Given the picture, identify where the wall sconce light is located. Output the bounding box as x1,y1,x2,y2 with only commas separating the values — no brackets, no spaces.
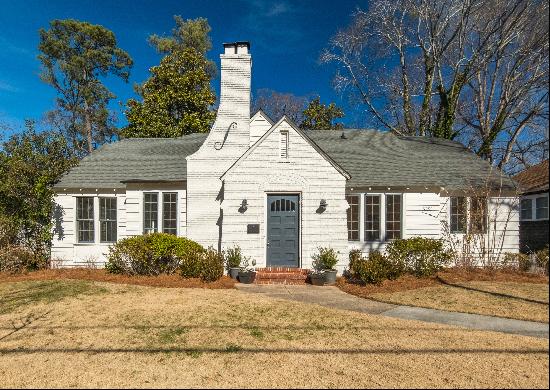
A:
317,199,328,213
239,199,248,213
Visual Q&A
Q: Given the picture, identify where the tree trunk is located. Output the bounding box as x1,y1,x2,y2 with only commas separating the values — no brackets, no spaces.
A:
83,100,93,154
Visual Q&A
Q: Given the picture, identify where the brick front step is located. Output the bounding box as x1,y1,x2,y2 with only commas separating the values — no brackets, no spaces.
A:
255,267,309,274
253,267,309,285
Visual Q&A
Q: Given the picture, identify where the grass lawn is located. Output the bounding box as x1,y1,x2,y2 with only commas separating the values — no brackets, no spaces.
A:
0,279,548,388
338,269,549,323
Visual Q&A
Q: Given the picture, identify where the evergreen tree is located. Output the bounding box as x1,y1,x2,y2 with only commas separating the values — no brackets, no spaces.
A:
300,97,344,130
38,19,133,155
123,17,216,138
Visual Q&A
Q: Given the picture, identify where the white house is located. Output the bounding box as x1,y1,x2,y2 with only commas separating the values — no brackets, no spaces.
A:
51,41,520,271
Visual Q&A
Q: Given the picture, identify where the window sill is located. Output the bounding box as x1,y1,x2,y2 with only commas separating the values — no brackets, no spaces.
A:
74,242,113,246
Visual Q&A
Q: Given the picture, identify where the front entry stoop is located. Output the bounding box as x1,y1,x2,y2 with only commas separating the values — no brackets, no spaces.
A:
254,267,309,285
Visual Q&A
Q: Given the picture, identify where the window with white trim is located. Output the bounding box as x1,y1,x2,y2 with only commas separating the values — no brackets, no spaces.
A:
76,197,94,243
280,130,289,159
469,197,487,234
521,198,533,220
385,194,402,240
520,194,548,221
162,192,178,235
450,197,466,233
535,196,548,220
143,193,158,234
99,198,117,243
346,195,359,241
365,194,381,241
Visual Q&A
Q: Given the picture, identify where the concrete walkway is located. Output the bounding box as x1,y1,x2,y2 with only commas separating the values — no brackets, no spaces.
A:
236,284,549,339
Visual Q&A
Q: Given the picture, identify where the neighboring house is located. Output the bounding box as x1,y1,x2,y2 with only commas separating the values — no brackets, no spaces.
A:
51,42,519,270
514,160,549,253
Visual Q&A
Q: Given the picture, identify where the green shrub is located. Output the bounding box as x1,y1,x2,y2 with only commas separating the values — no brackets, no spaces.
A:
224,246,242,269
534,247,548,274
351,251,402,285
105,233,205,276
0,245,48,274
312,247,339,271
386,237,451,277
502,252,531,271
348,249,363,274
198,248,224,282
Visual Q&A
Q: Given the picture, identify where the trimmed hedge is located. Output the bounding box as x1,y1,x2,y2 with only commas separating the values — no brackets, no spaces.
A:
386,237,452,277
105,233,215,279
349,250,403,285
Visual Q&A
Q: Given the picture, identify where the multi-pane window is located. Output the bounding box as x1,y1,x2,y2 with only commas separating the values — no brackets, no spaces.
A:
76,197,94,243
536,196,548,219
365,195,381,241
450,197,466,233
162,192,178,235
470,197,487,234
346,195,359,241
385,194,402,240
521,198,533,220
99,198,117,242
143,193,159,234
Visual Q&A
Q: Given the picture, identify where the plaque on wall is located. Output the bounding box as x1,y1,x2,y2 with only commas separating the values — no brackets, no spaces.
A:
247,224,260,234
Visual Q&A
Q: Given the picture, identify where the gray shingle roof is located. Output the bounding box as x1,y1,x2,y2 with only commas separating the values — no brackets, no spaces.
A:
306,130,517,191
54,133,206,189
54,129,516,192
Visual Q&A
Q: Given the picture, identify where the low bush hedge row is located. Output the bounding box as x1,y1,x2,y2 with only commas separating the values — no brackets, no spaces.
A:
349,237,453,285
105,233,223,281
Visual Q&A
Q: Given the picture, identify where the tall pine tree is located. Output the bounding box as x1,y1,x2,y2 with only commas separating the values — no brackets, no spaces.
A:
38,19,133,155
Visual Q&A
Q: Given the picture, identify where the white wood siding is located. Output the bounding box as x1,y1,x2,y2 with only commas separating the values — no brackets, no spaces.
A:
347,193,519,268
223,120,349,271
249,111,273,145
51,184,186,267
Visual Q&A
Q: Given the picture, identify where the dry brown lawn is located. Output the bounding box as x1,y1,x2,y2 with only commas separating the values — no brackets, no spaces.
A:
0,279,548,389
338,268,549,323
369,281,549,323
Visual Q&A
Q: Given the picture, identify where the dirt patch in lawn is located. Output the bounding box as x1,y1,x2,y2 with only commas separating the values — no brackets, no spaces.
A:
338,268,549,323
0,268,236,289
0,281,548,388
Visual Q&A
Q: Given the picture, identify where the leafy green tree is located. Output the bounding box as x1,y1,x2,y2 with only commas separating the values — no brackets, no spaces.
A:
38,19,133,156
300,97,344,130
122,49,216,137
123,16,216,138
0,121,77,255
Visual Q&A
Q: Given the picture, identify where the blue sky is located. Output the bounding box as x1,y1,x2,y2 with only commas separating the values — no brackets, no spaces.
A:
0,0,367,134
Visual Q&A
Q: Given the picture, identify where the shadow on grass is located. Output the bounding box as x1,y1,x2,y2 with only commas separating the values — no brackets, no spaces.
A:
436,277,549,305
0,280,108,315
0,310,51,342
0,346,546,355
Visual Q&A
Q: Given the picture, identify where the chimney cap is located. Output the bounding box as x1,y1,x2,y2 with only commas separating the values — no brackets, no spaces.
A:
223,41,250,54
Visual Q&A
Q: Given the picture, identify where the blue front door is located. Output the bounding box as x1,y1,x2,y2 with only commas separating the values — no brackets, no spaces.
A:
267,194,300,267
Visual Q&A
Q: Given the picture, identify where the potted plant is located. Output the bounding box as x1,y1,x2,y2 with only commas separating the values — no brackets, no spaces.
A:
225,246,242,279
309,269,326,286
312,247,339,285
238,258,257,284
